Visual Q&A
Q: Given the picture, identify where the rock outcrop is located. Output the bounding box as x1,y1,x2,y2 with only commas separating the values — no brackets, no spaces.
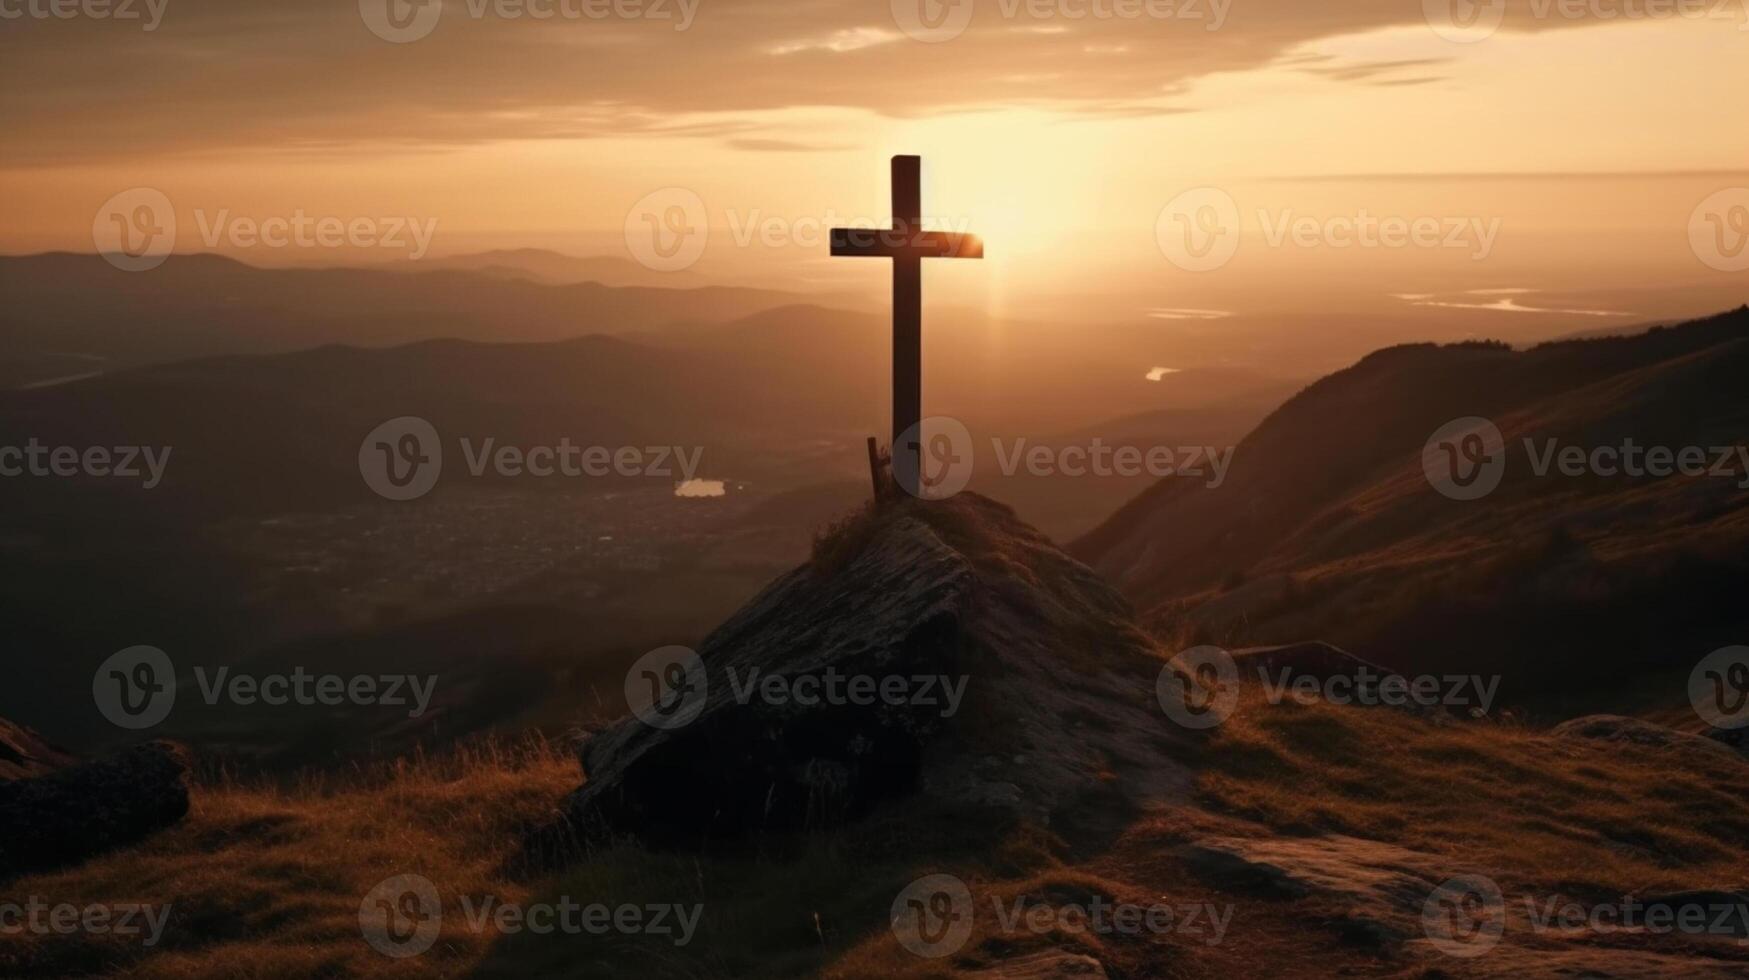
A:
0,737,192,879
567,494,1192,844
0,718,76,781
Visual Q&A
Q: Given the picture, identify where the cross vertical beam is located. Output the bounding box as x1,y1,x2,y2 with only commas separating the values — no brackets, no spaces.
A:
891,155,923,499
829,155,982,497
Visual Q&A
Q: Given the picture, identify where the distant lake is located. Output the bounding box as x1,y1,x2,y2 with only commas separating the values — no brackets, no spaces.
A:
674,479,728,498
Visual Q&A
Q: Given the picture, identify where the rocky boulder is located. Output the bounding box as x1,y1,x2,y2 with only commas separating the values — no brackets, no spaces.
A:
0,738,192,879
566,494,1192,844
0,718,76,781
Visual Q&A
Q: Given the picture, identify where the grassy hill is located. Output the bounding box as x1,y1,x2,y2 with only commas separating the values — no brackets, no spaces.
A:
1075,307,1749,710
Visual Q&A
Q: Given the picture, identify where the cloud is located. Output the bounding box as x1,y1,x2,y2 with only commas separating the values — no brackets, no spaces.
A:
767,26,901,55
0,0,1613,165
724,138,851,153
1295,57,1451,83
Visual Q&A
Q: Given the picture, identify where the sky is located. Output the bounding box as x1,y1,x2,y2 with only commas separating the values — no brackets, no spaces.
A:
3,0,1746,314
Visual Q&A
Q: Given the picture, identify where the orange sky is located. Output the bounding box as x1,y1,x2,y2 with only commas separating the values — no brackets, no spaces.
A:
2,0,1745,307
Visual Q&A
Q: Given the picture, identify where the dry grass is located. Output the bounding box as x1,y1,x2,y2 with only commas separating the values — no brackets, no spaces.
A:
7,694,1745,978
1,735,577,979
1185,693,1749,897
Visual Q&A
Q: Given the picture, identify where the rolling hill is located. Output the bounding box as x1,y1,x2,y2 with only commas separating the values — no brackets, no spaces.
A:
1075,306,1749,707
0,253,802,387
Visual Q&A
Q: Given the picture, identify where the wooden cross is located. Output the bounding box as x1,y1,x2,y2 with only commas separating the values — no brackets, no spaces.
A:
830,155,982,497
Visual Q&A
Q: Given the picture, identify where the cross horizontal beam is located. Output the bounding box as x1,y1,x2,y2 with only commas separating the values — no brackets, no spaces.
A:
829,227,984,260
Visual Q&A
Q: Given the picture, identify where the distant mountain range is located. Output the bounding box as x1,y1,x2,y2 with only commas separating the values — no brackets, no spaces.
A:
0,253,802,387
393,248,713,288
1076,306,1749,707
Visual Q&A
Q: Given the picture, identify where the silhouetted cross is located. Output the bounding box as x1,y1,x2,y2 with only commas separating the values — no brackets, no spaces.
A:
830,155,982,497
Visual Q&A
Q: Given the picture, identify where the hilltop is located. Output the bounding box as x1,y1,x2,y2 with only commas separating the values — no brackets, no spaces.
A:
4,494,1745,977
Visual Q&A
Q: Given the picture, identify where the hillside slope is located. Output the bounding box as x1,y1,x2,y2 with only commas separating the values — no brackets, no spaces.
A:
1075,307,1749,703
5,497,1745,978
